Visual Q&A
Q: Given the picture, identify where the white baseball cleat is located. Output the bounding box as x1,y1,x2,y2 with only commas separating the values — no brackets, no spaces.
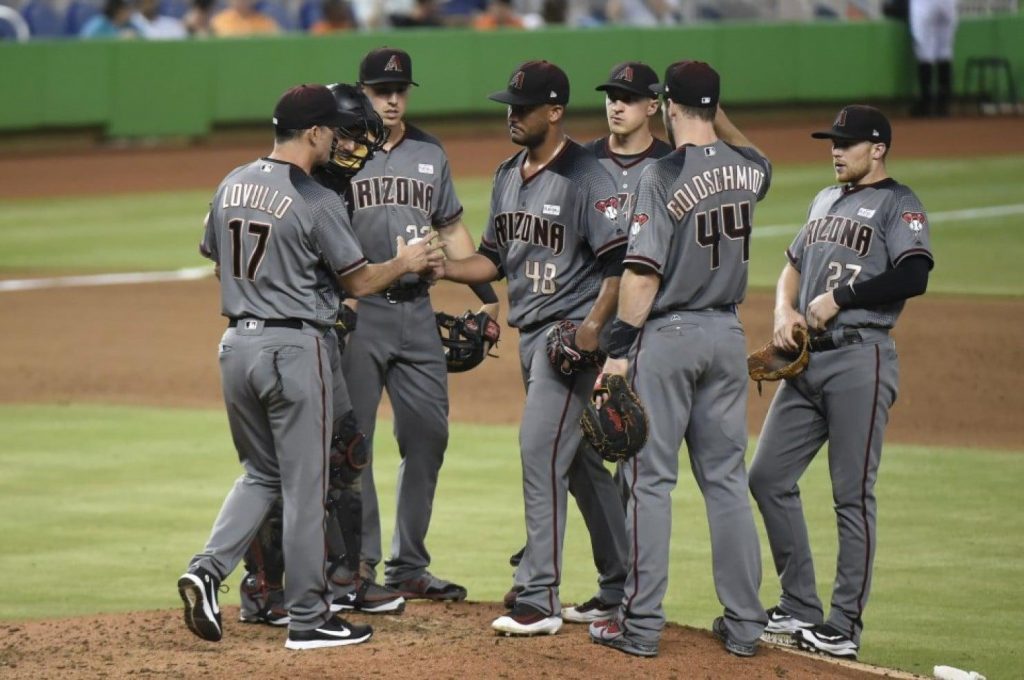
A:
492,603,562,636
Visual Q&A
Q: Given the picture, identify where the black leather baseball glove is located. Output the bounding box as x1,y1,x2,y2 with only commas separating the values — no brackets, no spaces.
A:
546,320,605,376
581,373,649,463
436,310,500,373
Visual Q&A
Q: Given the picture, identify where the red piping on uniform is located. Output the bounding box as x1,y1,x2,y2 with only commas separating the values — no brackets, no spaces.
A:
625,327,645,613
605,137,659,170
316,337,332,611
856,345,881,616
623,255,662,273
547,380,575,613
520,141,572,187
595,235,629,256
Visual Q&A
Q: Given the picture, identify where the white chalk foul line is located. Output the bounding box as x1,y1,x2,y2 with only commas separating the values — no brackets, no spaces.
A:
2,203,1022,293
755,202,1024,238
0,265,214,292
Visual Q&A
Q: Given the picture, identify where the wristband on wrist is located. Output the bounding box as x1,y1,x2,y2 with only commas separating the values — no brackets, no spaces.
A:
606,317,642,359
469,281,499,305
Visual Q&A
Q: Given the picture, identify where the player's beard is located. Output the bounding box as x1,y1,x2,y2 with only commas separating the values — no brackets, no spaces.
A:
662,105,676,148
514,125,548,149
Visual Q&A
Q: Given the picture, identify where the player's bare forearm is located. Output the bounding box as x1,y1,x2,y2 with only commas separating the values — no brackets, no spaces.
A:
714,106,764,157
441,253,500,285
576,276,620,352
341,234,443,297
617,267,660,328
436,220,477,259
773,263,806,350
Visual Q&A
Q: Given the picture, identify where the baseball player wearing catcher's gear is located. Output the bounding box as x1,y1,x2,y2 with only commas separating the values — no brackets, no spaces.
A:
342,47,499,601
177,83,441,650
590,61,771,659
749,105,932,660
437,60,628,637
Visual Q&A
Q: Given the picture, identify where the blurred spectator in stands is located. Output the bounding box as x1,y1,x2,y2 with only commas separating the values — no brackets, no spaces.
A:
309,0,355,31
390,0,442,26
909,0,958,117
210,0,281,35
184,0,215,35
135,0,187,37
604,0,678,26
80,0,142,37
471,0,524,29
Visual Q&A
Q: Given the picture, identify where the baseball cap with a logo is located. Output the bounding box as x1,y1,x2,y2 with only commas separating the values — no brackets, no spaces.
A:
359,47,419,86
272,84,349,130
651,60,719,108
488,60,570,107
811,105,892,146
595,61,659,98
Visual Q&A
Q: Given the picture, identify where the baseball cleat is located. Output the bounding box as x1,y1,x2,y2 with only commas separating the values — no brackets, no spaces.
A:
590,620,657,657
563,597,618,624
386,571,467,602
331,578,406,614
760,605,815,646
239,607,290,626
503,585,523,610
285,615,373,650
796,623,859,659
712,616,757,657
492,603,562,636
177,565,223,642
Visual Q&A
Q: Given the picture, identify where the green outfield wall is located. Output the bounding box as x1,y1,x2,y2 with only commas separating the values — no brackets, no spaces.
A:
1,16,1021,137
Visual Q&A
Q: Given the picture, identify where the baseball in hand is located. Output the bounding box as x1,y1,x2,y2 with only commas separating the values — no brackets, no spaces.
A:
408,237,424,246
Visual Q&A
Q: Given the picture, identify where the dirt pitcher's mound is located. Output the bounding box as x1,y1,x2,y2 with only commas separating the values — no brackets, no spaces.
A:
0,602,916,679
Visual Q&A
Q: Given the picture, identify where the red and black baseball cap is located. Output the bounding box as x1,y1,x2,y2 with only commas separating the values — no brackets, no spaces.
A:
811,105,892,146
595,61,659,98
651,60,719,108
359,47,419,87
488,60,570,107
272,84,349,129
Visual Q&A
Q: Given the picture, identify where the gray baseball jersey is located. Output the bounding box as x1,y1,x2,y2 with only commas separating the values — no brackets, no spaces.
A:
341,124,462,588
583,136,674,221
614,140,772,649
481,139,629,617
189,156,366,632
750,178,933,645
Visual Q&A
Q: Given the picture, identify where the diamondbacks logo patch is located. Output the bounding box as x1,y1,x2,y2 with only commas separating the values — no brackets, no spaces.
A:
630,212,649,235
384,55,403,72
614,66,634,82
901,211,927,233
510,71,525,90
595,196,620,220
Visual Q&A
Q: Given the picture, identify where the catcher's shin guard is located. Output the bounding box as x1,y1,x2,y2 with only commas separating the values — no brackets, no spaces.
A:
327,410,368,580
240,498,286,623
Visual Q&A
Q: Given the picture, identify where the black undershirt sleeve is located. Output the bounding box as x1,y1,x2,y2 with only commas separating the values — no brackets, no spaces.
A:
832,255,931,309
597,243,627,279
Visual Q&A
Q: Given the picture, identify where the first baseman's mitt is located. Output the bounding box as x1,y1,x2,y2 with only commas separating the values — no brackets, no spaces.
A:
436,310,501,373
546,320,606,376
747,326,810,393
581,373,649,463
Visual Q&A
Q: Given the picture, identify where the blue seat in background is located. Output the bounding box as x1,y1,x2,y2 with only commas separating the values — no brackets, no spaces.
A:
65,0,100,35
160,0,190,19
21,0,64,37
298,0,321,30
254,0,293,30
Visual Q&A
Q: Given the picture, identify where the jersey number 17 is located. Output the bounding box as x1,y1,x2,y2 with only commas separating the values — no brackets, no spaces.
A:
227,218,273,281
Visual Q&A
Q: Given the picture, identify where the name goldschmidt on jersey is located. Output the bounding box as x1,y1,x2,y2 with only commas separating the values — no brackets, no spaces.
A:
801,214,875,257
220,182,294,219
493,210,566,256
666,163,767,221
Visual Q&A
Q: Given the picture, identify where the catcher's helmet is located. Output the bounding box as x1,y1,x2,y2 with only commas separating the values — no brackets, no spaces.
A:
320,83,388,188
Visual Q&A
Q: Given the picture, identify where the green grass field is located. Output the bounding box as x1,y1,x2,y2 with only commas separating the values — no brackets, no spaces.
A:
1,155,1022,294
1,154,1021,677
1,405,1021,677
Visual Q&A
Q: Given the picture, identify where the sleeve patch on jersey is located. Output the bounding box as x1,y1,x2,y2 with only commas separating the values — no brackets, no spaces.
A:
857,207,876,218
594,195,620,220
901,211,927,233
543,204,561,216
630,212,649,235
418,163,434,174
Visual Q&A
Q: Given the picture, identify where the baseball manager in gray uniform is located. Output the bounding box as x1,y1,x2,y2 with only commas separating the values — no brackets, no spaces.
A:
436,60,628,636
589,61,771,658
343,47,499,602
177,83,440,650
750,105,932,660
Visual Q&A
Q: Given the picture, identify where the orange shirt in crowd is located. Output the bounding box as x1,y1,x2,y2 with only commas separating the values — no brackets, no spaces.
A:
471,13,523,29
210,8,281,36
310,18,353,33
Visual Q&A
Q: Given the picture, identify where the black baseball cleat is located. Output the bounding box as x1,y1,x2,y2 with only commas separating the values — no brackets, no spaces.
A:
177,565,223,642
331,577,406,614
285,615,373,650
712,616,757,657
509,546,525,567
796,623,859,659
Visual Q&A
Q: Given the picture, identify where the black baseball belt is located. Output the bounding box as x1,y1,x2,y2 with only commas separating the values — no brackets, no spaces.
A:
383,281,430,304
808,328,867,352
228,317,304,329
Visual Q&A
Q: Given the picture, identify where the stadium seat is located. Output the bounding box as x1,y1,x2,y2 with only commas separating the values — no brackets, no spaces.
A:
21,0,64,37
298,0,321,29
253,0,293,29
159,0,190,18
65,0,100,35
